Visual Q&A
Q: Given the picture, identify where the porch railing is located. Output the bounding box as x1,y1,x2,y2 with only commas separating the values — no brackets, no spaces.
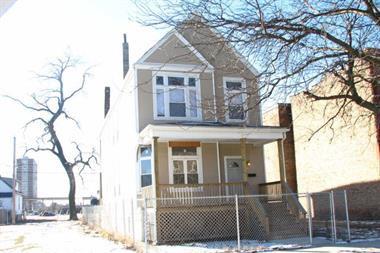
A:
258,181,282,201
157,182,246,207
259,181,306,218
283,182,307,219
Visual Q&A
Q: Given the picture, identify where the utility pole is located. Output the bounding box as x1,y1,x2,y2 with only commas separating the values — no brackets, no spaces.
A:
12,136,16,224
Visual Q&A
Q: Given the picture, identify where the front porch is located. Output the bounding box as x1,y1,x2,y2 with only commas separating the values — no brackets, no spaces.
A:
137,124,306,243
139,123,292,203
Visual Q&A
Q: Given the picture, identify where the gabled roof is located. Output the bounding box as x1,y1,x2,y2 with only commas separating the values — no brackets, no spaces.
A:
204,24,259,76
135,29,214,70
0,177,13,189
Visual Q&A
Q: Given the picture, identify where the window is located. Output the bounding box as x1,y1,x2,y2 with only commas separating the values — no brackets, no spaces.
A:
223,77,246,121
153,72,201,120
170,147,202,184
139,146,152,187
169,89,186,117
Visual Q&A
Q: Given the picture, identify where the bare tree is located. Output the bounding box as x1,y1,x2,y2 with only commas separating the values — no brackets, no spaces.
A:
134,0,380,131
6,55,97,220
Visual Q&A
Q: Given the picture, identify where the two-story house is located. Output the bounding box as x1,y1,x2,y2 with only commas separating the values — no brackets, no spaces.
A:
100,22,306,244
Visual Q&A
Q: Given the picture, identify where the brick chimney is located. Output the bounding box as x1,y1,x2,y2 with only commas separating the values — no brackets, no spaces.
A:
123,33,129,78
104,86,110,118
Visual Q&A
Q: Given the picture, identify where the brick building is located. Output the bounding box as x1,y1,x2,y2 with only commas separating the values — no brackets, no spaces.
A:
264,64,380,220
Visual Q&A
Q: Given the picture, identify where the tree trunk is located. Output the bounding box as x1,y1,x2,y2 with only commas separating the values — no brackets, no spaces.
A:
66,167,78,220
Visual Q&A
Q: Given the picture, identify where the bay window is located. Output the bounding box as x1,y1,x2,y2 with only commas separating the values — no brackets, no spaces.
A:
153,73,201,120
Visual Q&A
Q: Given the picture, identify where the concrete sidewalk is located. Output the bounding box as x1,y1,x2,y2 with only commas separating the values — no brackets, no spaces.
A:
272,240,380,252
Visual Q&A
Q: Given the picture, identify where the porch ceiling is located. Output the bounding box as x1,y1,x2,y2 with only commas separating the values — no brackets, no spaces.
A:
139,124,288,145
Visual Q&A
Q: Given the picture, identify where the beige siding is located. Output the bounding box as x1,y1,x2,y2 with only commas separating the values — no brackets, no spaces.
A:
180,27,262,125
137,28,262,128
137,69,154,132
156,142,266,191
158,142,169,184
145,33,202,65
218,143,265,193
201,143,219,183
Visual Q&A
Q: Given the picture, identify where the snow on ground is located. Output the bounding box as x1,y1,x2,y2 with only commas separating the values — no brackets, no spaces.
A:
151,238,380,253
152,238,312,253
0,216,134,253
3,216,380,253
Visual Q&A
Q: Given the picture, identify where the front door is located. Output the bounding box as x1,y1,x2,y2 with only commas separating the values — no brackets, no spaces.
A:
224,156,243,183
224,156,243,195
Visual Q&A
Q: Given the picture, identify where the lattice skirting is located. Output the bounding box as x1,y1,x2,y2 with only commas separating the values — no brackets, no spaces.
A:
155,203,266,244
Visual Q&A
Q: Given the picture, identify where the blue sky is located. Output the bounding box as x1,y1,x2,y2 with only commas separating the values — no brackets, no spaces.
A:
0,0,167,198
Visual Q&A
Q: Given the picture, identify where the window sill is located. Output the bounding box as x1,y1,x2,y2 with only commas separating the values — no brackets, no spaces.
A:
154,116,203,121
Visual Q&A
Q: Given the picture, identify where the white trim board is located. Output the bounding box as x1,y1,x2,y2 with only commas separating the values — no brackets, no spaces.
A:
135,63,213,73
139,124,288,143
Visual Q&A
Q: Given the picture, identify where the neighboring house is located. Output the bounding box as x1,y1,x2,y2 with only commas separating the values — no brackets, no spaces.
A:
0,176,23,219
263,65,380,219
100,22,306,243
17,157,38,210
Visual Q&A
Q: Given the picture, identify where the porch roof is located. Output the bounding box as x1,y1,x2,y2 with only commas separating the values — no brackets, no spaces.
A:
139,123,288,145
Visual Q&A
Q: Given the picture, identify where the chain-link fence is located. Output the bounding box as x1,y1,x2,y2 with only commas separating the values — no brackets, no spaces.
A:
82,190,366,252
139,191,352,251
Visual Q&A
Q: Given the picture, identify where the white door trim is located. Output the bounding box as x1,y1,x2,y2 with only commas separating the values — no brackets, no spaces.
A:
168,146,203,184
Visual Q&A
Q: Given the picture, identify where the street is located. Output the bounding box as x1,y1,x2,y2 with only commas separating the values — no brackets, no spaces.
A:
0,217,133,253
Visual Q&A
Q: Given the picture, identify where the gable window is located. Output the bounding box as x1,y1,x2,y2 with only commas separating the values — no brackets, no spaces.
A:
223,77,246,121
153,72,201,120
139,146,152,188
169,147,202,184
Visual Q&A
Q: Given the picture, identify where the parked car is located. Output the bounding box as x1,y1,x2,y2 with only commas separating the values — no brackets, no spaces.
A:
40,211,55,217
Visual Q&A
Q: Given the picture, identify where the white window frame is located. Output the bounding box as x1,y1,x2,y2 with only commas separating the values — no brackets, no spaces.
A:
139,146,153,189
168,146,203,184
223,77,247,122
153,71,202,121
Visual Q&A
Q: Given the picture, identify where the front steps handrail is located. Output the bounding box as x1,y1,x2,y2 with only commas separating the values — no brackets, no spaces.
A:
282,182,307,219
